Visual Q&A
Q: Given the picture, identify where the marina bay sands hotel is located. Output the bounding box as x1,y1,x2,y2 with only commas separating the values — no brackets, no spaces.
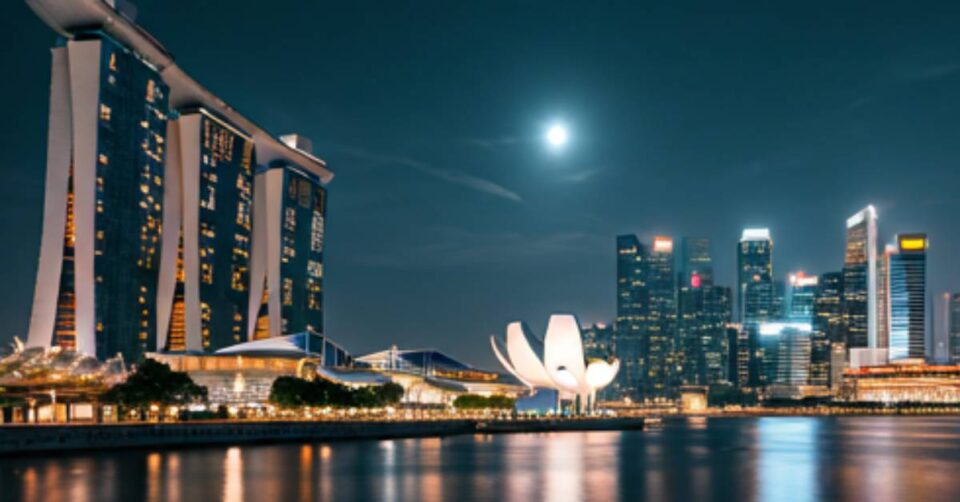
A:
24,0,333,361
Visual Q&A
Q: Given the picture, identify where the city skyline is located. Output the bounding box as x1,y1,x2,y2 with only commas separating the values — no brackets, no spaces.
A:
2,1,960,370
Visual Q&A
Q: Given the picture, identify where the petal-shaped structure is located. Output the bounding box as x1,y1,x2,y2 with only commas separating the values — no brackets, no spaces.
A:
490,315,620,412
585,359,620,390
489,335,533,387
543,314,588,394
505,322,554,388
551,367,581,394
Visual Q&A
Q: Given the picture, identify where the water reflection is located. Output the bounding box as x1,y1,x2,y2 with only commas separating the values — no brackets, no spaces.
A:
4,417,960,501
223,447,243,502
758,417,817,502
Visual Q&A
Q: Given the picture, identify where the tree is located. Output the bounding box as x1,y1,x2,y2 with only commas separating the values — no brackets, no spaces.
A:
101,359,207,413
453,394,515,409
377,382,405,405
268,377,405,408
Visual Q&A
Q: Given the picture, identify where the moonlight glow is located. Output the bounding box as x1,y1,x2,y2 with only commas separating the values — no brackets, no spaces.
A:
546,124,569,147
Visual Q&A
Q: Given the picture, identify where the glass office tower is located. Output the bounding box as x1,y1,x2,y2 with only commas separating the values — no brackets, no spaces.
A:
888,233,928,360
950,293,960,364
842,205,878,350
27,34,169,361
737,228,774,387
785,272,818,322
614,234,646,400
737,229,774,324
644,236,677,398
157,109,255,352
811,272,843,386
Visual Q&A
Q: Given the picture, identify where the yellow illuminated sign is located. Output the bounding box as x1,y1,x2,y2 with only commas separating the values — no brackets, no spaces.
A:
899,237,926,251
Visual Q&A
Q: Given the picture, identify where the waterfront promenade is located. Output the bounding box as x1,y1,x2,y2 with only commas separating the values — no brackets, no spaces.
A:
0,417,646,455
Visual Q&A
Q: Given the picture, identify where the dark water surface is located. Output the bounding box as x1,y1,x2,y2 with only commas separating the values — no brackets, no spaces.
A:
2,416,960,501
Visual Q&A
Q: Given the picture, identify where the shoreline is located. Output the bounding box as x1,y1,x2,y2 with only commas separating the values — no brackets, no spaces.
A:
0,417,645,455
5,412,960,455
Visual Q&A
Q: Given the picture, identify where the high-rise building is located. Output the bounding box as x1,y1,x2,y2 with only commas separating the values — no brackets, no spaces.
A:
811,272,843,386
758,322,812,387
248,142,328,340
614,235,646,400
933,292,953,364
678,282,732,386
680,237,713,287
888,233,927,361
157,109,255,352
25,1,333,361
26,33,170,362
737,228,774,325
644,236,677,398
737,228,774,387
950,293,960,365
677,237,731,387
876,244,894,351
842,205,878,350
785,272,818,322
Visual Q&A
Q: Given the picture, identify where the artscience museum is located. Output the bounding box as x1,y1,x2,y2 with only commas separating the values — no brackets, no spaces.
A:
490,314,619,413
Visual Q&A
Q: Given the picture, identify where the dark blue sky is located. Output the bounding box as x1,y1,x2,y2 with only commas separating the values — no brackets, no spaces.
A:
1,1,958,368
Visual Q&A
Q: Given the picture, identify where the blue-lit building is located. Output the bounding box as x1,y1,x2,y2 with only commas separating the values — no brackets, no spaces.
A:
758,321,812,387
888,234,928,361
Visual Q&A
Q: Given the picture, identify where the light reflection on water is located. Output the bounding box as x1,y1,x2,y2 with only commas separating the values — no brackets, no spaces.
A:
3,417,960,501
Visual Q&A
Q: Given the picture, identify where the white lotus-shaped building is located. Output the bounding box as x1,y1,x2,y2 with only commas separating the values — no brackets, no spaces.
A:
490,314,619,411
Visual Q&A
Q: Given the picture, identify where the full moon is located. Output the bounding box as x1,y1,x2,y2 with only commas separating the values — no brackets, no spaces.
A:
546,124,569,147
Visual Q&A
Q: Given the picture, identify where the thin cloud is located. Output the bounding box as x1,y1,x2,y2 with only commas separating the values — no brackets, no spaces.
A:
557,168,602,183
336,147,522,203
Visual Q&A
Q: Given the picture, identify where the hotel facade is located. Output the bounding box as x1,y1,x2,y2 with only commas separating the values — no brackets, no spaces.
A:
24,0,333,362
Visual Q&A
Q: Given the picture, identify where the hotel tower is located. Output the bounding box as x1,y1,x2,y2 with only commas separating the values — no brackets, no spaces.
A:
24,0,333,361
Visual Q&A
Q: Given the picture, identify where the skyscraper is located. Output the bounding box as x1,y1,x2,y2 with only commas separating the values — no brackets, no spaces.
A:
784,272,818,322
678,282,732,386
737,228,774,387
26,33,170,362
876,244,894,351
25,0,333,361
933,292,953,364
737,228,774,325
248,138,328,340
644,236,677,398
842,205,878,350
157,109,255,352
888,233,928,361
811,272,843,386
758,322,812,387
614,234,646,400
677,237,731,387
680,237,713,287
950,293,960,365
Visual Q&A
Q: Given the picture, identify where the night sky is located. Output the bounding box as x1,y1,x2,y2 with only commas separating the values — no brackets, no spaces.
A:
1,1,958,369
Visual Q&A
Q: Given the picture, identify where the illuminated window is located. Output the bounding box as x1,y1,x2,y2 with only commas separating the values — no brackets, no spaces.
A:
284,207,296,231
99,104,112,121
98,154,109,165
311,214,324,252
282,278,293,306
